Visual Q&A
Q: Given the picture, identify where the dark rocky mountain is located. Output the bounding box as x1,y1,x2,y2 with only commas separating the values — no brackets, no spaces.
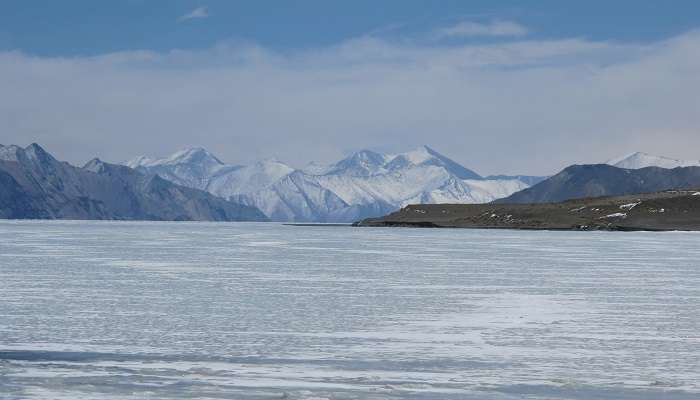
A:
0,143,268,221
495,164,700,204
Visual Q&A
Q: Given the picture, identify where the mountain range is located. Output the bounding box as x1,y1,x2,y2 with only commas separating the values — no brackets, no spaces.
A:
127,146,543,222
2,142,699,223
0,144,268,221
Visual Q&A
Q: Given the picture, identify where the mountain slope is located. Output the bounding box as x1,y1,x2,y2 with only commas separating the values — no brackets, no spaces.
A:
127,147,237,190
127,146,533,222
228,171,352,222
0,167,40,219
607,152,700,169
0,144,268,221
206,160,295,198
496,164,700,204
392,146,482,180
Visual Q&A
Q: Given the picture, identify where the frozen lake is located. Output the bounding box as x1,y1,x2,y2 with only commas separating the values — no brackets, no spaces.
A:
1,221,699,399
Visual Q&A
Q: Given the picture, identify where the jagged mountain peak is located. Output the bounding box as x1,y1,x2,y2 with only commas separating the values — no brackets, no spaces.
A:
386,146,482,180
25,143,47,152
325,145,481,179
327,149,389,176
83,157,105,171
0,143,58,167
24,143,57,164
125,147,229,190
160,147,223,166
84,158,138,179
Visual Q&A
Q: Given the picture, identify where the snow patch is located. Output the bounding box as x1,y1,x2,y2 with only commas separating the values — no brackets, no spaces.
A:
619,201,641,210
601,212,627,219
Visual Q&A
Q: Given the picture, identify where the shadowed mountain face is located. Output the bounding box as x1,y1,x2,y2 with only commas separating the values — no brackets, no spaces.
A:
0,144,268,221
496,164,700,204
0,168,37,218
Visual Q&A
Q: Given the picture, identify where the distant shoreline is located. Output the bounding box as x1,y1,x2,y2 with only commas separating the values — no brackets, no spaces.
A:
354,190,700,232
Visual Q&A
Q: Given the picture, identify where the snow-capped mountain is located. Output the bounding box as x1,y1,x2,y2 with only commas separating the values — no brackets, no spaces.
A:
317,147,482,179
0,143,267,221
207,160,295,197
607,152,700,169
126,147,237,190
127,146,536,222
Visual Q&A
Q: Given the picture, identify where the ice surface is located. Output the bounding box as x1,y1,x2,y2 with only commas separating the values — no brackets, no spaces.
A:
1,220,699,399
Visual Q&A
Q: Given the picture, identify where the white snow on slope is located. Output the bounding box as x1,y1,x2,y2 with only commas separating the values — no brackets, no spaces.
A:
127,148,233,190
0,144,25,162
206,160,294,197
607,152,700,170
126,146,533,222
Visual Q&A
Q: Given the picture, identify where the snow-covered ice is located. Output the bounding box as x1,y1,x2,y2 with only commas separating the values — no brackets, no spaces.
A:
1,220,699,399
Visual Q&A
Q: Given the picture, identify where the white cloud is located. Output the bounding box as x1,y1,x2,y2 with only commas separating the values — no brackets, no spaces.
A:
1,31,699,175
436,20,529,38
179,6,208,21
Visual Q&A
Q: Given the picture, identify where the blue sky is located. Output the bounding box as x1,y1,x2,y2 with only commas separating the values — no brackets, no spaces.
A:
2,0,698,55
1,1,700,174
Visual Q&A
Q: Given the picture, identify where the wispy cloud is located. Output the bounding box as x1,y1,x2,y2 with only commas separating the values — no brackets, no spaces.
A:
436,20,529,38
179,6,208,22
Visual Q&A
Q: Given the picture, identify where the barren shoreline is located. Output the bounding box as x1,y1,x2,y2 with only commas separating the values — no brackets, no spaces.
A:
354,190,700,231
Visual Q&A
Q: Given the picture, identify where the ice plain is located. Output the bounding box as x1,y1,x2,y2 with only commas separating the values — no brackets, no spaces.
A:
1,220,699,399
